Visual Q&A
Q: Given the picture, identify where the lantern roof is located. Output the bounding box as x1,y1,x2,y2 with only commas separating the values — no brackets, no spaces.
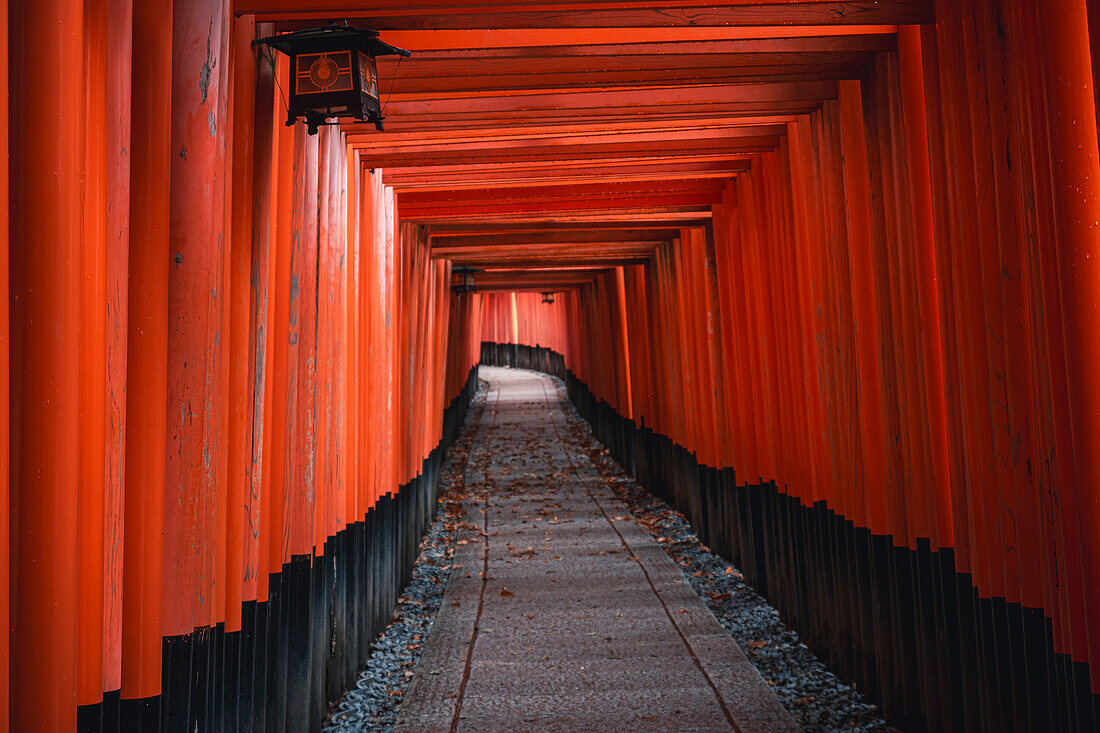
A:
254,23,411,59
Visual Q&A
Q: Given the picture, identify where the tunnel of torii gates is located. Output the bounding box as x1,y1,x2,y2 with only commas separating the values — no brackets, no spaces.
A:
7,0,1100,731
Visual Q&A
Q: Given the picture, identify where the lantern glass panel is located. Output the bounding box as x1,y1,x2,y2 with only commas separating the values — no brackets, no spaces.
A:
295,51,354,95
359,52,379,99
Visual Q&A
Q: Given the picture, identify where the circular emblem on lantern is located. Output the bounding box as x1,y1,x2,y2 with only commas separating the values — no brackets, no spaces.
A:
309,56,340,89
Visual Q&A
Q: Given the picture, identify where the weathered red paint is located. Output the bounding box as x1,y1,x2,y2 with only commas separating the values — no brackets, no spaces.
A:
103,0,132,698
78,0,109,708
226,12,257,632
164,0,230,637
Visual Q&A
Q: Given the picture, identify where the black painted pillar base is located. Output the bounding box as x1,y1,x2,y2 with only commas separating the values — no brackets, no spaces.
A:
77,367,480,733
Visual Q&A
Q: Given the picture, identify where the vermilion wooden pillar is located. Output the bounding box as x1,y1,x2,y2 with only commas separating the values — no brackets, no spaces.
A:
917,19,976,575
984,4,1043,614
954,1,1004,603
752,164,780,484
345,149,361,521
741,167,779,483
410,226,431,477
754,158,791,490
702,229,732,470
689,230,719,464
838,80,887,531
660,245,688,446
9,0,84,729
226,12,257,634
315,126,336,548
977,2,1033,604
78,0,109,711
394,219,408,486
266,63,295,606
247,21,278,606
717,189,761,481
431,260,450,457
383,185,397,498
786,120,827,503
820,103,861,515
104,0,132,701
358,168,376,509
374,177,388,497
121,0,171,710
253,45,279,606
1041,0,1100,688
897,25,953,548
165,0,229,639
613,267,634,419
624,265,653,429
338,136,351,529
997,0,1053,646
290,127,319,559
0,0,9,726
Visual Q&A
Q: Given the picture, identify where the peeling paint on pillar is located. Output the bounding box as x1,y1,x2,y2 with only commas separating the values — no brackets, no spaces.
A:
164,0,229,642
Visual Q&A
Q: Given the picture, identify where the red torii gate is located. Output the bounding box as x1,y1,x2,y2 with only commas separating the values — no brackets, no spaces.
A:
6,1,1100,731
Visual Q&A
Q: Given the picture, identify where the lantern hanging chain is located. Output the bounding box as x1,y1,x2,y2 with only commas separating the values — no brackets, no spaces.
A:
259,43,291,118
274,71,290,118
381,53,403,117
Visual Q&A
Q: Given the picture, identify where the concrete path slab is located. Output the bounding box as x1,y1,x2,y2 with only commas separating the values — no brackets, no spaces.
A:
395,367,796,733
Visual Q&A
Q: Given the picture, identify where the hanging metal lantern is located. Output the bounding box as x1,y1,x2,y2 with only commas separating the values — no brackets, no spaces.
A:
254,24,411,134
541,292,555,304
452,266,477,295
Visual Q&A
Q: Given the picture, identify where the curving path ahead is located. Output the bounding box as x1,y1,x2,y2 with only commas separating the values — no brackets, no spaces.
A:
395,367,796,733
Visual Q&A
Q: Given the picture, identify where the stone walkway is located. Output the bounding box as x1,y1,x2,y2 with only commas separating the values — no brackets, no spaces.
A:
395,367,796,733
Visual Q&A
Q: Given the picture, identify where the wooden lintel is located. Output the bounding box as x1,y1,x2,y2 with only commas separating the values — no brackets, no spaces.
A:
239,2,933,30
